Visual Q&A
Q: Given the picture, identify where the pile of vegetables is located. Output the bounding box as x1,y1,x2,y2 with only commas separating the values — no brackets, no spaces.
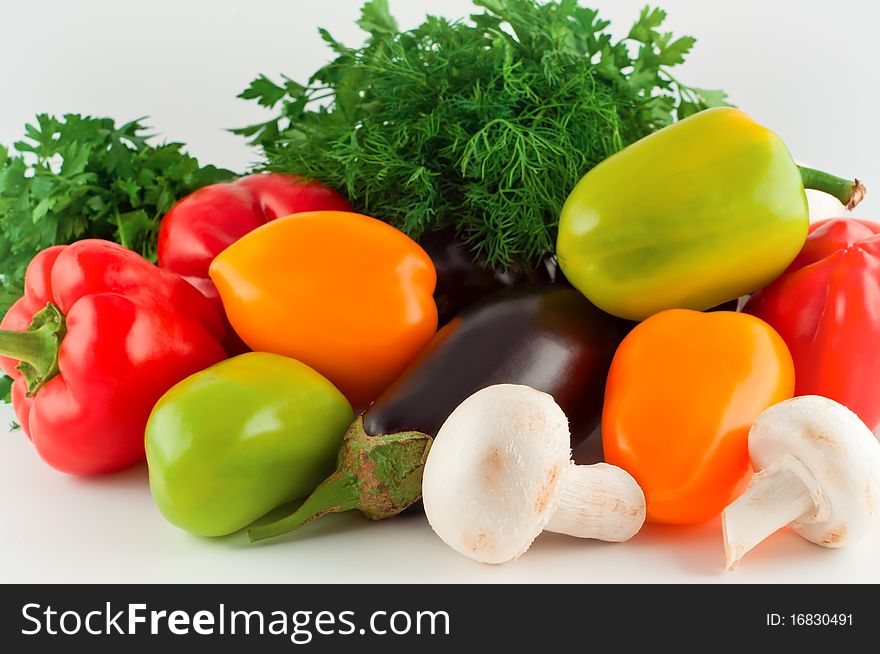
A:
0,115,233,315
0,115,233,400
2,0,879,571
237,0,727,272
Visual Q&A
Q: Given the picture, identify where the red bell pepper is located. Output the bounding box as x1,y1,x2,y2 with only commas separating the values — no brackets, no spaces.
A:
744,218,880,432
158,172,351,303
0,240,227,475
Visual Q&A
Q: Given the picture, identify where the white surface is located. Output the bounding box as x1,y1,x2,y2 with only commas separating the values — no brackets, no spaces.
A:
2,0,880,583
1,403,878,583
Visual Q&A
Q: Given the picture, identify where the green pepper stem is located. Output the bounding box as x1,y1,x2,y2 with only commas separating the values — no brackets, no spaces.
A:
799,166,867,211
0,302,66,396
248,470,361,542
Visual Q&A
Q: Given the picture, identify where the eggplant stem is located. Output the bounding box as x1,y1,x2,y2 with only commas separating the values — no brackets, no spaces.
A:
248,471,361,542
247,416,433,543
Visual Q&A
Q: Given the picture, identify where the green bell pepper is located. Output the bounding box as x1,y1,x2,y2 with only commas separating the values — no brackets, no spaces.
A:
146,352,353,537
557,107,866,321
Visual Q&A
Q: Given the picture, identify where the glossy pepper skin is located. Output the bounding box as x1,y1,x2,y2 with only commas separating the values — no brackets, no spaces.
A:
146,353,353,537
558,108,865,321
158,173,351,351
744,218,880,433
0,240,227,475
210,211,438,409
247,285,633,542
603,309,795,524
158,173,351,302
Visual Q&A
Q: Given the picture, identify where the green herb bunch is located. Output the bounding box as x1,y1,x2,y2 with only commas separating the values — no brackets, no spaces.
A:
0,114,234,317
237,0,727,271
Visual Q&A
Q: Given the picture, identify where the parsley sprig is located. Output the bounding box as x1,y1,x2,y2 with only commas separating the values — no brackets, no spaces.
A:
237,0,728,271
0,114,234,317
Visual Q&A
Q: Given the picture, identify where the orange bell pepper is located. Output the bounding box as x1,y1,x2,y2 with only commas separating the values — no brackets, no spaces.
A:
209,211,438,408
602,309,794,525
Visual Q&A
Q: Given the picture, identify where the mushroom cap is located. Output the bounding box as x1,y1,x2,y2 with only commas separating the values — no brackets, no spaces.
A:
749,395,880,547
422,384,571,564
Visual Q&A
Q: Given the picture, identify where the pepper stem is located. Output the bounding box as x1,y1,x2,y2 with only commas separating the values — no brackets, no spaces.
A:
0,302,66,396
247,416,432,543
799,166,867,211
249,471,361,542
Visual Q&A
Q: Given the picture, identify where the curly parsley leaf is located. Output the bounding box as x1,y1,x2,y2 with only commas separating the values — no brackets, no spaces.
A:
356,0,398,35
0,114,235,318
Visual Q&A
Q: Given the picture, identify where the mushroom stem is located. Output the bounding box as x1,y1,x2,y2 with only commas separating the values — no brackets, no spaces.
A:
721,457,818,570
544,463,646,542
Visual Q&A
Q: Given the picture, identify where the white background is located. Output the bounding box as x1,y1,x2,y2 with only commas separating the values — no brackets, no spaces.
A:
1,0,879,583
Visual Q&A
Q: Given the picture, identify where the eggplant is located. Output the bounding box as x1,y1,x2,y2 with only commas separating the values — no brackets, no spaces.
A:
248,285,633,542
365,284,630,445
420,227,557,325
709,298,740,313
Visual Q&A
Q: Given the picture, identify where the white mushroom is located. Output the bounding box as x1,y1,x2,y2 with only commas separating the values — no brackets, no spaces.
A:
421,384,646,564
722,395,880,570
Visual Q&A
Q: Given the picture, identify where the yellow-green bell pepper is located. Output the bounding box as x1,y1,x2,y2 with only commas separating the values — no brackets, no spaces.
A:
146,352,353,537
557,107,866,320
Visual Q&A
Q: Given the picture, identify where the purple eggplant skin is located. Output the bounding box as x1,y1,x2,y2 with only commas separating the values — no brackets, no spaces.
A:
363,284,634,448
420,227,558,326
